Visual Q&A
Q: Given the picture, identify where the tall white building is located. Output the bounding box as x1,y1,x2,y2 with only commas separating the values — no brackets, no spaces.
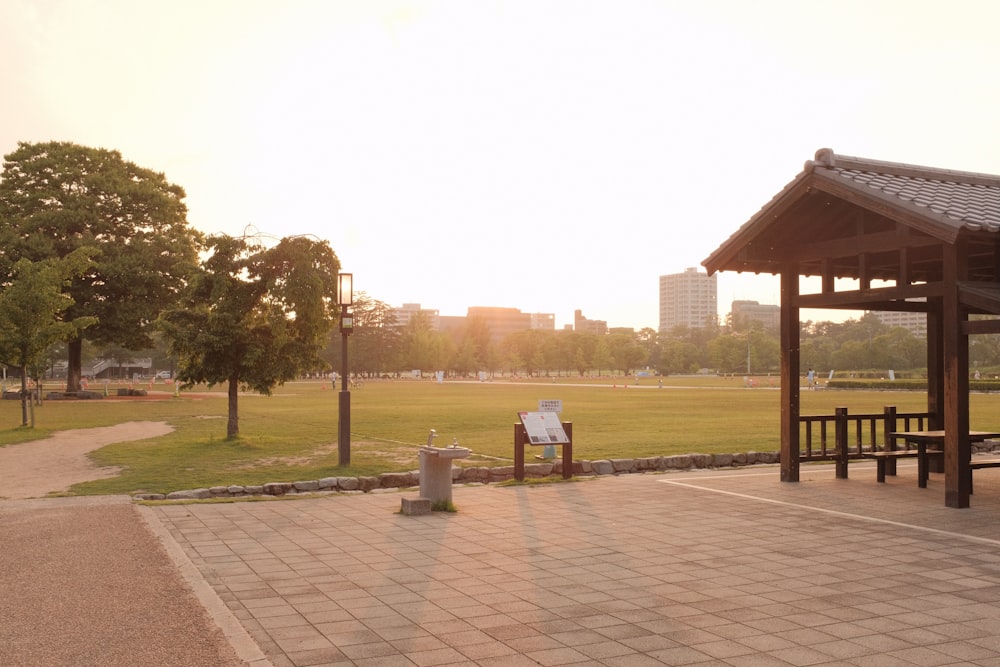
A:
659,268,718,332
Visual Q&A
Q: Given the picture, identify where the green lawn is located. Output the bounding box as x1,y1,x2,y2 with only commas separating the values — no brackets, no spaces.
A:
3,376,999,496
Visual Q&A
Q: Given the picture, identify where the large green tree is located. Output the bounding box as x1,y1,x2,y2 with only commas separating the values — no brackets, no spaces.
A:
348,293,400,378
158,234,339,439
397,312,446,373
0,141,201,391
0,249,97,426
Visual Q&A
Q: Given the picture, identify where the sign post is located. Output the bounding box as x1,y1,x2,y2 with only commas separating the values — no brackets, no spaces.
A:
515,411,573,481
537,400,563,458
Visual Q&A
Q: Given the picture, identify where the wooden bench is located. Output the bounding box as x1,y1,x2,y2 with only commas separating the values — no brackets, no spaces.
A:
969,458,1000,493
864,449,943,485
866,451,1000,491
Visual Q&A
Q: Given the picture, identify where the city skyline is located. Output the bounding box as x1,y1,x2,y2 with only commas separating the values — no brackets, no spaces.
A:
389,291,795,334
4,1,999,331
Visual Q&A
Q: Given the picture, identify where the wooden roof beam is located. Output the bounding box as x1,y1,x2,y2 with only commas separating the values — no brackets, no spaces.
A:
897,226,912,287
964,319,1000,334
786,229,939,266
799,281,945,309
821,258,835,293
856,211,874,292
859,252,871,291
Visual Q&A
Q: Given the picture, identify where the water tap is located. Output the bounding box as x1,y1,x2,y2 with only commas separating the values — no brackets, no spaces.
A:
426,429,437,447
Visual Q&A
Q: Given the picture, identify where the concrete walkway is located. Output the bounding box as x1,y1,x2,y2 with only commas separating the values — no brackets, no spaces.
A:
139,462,1000,666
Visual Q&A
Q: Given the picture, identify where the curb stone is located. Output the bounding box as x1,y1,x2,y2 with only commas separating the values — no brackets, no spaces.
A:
133,450,782,501
132,442,1000,501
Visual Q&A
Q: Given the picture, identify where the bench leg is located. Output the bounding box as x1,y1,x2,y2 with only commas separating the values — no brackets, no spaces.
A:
877,458,886,483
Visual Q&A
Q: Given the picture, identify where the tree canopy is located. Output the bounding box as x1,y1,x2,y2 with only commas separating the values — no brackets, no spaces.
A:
159,234,340,439
0,141,201,391
0,249,97,426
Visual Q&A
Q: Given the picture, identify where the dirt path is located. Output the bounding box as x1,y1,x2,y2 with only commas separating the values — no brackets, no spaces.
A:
0,497,248,667
0,421,173,499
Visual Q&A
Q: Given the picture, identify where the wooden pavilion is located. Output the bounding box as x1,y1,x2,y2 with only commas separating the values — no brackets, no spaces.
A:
703,148,1000,508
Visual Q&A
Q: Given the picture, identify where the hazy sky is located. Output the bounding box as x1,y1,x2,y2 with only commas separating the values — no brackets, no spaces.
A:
4,1,1000,330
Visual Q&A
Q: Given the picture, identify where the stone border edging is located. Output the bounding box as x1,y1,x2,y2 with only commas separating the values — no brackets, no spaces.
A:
133,451,782,501
133,440,1000,502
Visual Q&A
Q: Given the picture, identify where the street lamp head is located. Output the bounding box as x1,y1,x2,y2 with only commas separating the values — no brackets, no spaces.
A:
338,272,353,307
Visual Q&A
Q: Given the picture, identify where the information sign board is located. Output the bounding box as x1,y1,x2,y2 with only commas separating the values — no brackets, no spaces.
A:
517,411,570,445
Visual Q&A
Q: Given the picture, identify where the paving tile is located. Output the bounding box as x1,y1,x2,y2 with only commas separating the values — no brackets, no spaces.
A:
285,646,348,666
250,605,300,619
643,645,718,665
931,639,998,661
524,646,593,666
337,640,398,660
885,645,956,666
475,655,549,667
257,614,310,630
768,644,842,665
301,608,354,625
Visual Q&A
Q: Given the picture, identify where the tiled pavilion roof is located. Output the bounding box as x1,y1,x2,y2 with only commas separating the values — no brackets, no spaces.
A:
703,148,1000,283
820,150,1000,234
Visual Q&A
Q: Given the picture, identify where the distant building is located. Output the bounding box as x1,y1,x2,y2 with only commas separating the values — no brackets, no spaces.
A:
530,312,555,331
869,309,927,338
466,307,531,344
659,268,717,332
399,305,555,344
574,309,608,335
438,315,466,338
391,303,440,329
730,300,780,330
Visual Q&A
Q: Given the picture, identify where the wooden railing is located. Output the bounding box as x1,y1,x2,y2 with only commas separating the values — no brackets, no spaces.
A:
799,406,932,475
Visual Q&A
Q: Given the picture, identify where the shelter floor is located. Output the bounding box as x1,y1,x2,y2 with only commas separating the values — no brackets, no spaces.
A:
142,461,1000,666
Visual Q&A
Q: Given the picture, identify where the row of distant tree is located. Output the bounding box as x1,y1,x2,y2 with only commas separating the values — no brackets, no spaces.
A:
325,298,986,380
39,299,1000,391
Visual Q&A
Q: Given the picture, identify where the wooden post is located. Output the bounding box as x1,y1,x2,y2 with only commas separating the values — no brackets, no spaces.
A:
926,303,945,474
883,405,898,476
562,422,573,480
514,423,526,482
780,267,801,482
943,244,971,508
926,304,944,430
835,407,849,479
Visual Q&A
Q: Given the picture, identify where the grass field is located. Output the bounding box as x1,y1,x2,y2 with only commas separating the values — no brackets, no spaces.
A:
4,375,1000,496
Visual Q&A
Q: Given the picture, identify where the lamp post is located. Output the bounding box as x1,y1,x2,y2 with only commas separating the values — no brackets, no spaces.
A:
337,272,353,466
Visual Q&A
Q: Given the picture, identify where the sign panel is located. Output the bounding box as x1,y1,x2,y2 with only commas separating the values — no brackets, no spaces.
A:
538,399,562,413
518,411,570,445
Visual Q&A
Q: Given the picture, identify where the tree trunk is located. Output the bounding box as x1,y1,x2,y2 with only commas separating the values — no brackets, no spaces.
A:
29,377,35,428
227,377,239,439
19,367,28,427
67,337,83,393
